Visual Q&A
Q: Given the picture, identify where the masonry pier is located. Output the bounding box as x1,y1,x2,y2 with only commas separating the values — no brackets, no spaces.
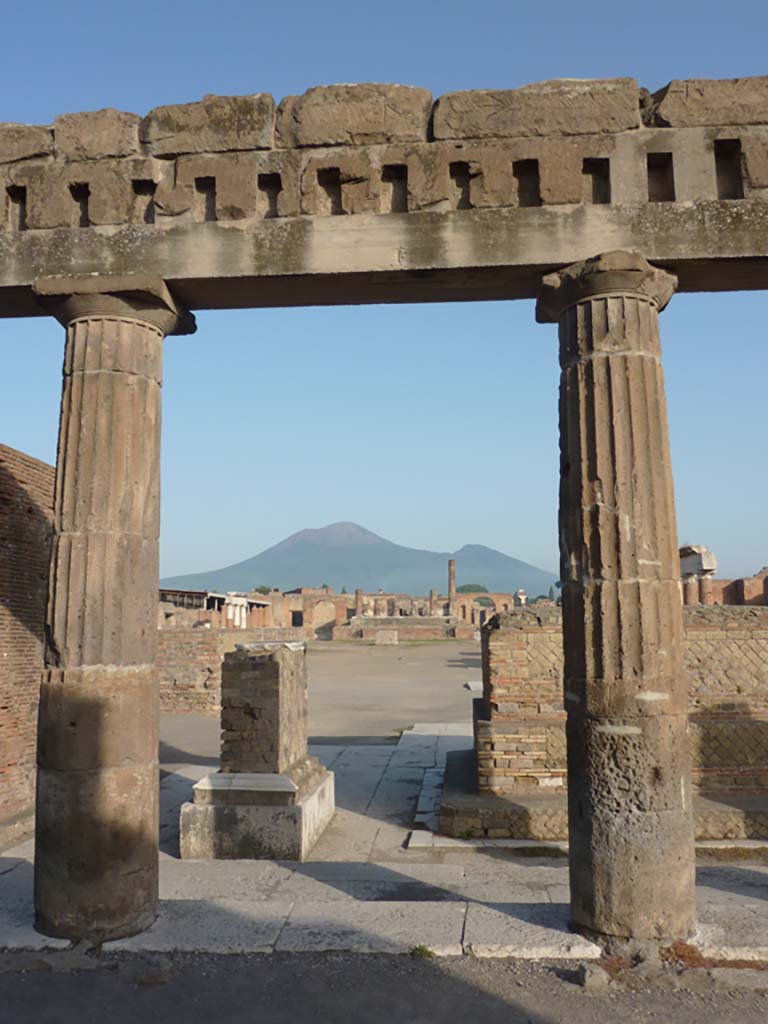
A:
32,275,193,942
537,251,696,943
180,642,335,860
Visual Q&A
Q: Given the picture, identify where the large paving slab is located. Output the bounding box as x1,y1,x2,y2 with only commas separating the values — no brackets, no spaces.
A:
106,899,292,953
0,858,69,951
463,902,602,959
158,859,293,900
275,901,466,955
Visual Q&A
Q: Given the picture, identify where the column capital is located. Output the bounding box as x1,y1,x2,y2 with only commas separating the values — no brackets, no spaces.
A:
32,273,196,336
535,251,677,324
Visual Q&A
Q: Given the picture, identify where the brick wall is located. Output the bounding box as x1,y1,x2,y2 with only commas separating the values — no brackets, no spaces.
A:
158,626,304,712
0,445,54,838
221,644,308,773
477,605,768,795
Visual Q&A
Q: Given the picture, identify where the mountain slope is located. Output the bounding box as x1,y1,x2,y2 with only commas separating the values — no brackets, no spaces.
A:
160,522,557,596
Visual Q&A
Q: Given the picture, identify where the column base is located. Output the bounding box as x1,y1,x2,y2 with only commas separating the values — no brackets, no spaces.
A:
34,761,158,942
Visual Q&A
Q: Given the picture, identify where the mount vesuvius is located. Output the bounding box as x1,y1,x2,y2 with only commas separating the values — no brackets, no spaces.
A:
160,522,558,597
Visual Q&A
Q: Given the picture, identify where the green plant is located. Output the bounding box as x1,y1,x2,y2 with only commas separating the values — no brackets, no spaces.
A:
460,828,476,839
410,945,435,959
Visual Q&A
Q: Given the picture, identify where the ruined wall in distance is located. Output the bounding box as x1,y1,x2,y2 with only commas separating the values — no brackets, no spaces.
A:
157,626,304,713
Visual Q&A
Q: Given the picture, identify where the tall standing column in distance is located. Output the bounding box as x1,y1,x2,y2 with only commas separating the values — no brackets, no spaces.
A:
448,558,457,616
32,275,194,942
536,252,695,943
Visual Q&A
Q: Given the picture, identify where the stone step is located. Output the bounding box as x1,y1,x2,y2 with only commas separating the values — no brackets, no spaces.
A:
439,749,768,841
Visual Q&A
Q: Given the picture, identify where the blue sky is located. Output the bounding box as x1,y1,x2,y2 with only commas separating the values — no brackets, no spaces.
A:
1,1,766,579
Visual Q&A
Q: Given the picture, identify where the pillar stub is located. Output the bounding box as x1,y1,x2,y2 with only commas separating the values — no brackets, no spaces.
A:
535,251,678,324
33,273,196,336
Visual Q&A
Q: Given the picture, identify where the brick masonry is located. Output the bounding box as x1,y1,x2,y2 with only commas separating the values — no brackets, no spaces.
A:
0,444,54,838
158,626,304,713
476,605,768,794
220,644,308,774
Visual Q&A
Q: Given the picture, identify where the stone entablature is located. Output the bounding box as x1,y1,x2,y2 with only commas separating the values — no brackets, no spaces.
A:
3,77,768,316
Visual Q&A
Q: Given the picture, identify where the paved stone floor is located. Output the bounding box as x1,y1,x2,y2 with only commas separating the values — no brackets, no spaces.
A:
2,722,767,961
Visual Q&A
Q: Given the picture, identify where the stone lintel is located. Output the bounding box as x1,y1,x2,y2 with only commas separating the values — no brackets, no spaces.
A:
535,250,678,323
32,273,196,336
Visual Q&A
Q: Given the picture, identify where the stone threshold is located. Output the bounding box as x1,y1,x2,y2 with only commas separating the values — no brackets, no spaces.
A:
407,831,768,857
5,895,765,961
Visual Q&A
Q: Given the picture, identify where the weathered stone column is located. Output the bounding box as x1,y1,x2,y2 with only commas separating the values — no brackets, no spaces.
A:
536,252,695,943
699,576,714,605
32,275,194,942
448,559,457,615
683,576,699,606
354,588,364,616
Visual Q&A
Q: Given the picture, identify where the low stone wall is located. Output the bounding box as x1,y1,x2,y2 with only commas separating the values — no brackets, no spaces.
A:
335,615,459,642
158,626,304,712
476,605,768,794
0,445,54,842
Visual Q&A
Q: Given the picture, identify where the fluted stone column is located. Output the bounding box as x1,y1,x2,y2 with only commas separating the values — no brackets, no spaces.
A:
537,252,695,943
33,275,194,941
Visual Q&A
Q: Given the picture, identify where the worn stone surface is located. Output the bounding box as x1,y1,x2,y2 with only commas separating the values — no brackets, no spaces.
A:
434,79,641,140
0,123,52,164
744,140,768,189
276,900,465,955
141,93,275,156
537,252,696,943
54,109,140,161
33,280,192,943
180,771,335,861
464,902,601,959
107,899,292,953
649,76,768,127
277,84,432,148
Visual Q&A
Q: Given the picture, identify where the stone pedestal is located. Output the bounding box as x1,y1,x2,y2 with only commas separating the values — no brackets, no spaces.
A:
32,275,193,942
180,642,334,861
537,252,696,943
